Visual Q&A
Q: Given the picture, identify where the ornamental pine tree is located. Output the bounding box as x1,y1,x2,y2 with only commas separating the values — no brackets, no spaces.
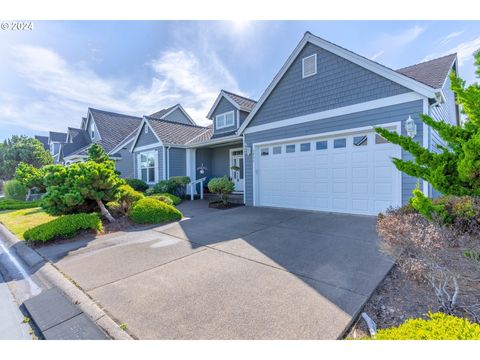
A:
87,143,110,163
375,52,480,197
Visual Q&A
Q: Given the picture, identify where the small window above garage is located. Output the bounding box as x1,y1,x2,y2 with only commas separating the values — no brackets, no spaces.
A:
302,54,317,78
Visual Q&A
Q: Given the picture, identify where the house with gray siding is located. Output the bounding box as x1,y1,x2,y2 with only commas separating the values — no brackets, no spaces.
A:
152,32,457,216
36,32,460,216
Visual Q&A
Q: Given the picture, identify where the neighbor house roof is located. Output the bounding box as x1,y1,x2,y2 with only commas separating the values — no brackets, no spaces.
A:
147,104,196,125
222,90,257,112
61,128,91,158
395,53,457,89
34,135,49,150
48,131,67,143
88,108,143,153
144,117,211,145
148,105,177,120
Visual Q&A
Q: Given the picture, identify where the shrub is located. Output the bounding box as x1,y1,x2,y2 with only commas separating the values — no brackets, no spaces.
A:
128,198,182,224
115,184,144,214
148,176,190,197
148,194,174,206
207,176,234,205
3,180,27,201
124,178,149,192
373,312,480,340
150,193,181,205
0,198,43,211
23,213,103,243
410,188,451,224
106,201,123,217
433,195,480,235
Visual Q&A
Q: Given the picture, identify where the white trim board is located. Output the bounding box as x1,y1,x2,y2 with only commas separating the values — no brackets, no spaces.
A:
238,32,439,135
243,92,425,135
206,90,252,119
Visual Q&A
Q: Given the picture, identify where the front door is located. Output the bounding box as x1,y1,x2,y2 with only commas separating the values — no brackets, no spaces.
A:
230,149,244,192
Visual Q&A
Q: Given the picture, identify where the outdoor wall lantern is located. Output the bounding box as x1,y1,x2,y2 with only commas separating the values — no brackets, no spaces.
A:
196,163,208,175
405,115,417,138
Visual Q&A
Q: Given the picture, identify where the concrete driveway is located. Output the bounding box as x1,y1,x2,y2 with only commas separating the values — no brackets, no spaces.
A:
36,201,392,339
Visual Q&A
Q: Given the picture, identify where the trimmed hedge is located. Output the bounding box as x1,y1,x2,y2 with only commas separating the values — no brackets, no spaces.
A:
148,195,174,206
373,312,480,340
150,193,181,206
124,178,149,192
3,180,27,201
0,199,43,211
128,198,182,224
23,213,103,243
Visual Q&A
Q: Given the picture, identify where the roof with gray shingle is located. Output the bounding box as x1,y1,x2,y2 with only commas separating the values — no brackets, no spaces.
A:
61,128,91,157
145,117,210,145
223,90,257,111
88,108,142,153
148,105,177,120
396,53,457,89
35,135,49,150
48,131,67,143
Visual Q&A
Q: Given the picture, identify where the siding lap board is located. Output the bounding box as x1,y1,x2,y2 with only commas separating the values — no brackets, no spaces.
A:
211,97,238,134
249,42,411,128
135,123,159,148
164,108,192,125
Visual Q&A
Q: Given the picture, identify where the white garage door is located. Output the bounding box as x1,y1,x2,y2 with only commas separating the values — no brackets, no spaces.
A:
255,130,400,215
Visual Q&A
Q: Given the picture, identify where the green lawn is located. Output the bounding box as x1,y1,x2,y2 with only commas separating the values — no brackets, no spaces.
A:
0,208,57,240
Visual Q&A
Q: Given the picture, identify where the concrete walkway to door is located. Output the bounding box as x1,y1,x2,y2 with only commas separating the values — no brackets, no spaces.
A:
37,200,393,339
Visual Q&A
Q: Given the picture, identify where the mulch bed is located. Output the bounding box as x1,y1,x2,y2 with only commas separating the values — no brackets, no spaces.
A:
345,265,440,339
208,201,244,210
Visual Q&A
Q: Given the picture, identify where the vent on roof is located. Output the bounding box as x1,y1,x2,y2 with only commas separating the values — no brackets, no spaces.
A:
302,54,317,78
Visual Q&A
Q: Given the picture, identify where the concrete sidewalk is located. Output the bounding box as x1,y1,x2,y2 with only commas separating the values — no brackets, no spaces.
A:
0,272,31,340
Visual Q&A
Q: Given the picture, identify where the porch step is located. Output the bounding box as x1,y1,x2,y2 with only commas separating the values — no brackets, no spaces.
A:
204,192,244,204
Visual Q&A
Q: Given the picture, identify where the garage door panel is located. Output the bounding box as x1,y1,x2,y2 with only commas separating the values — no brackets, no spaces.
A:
256,129,398,215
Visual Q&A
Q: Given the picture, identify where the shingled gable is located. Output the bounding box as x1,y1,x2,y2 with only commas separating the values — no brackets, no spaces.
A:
238,31,443,135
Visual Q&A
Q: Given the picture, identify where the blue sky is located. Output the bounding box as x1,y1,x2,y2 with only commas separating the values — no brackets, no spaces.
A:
0,20,479,140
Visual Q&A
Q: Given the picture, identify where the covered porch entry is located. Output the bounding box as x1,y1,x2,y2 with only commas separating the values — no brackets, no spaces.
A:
187,138,245,201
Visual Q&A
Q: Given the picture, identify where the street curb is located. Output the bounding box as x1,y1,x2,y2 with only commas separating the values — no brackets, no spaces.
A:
0,223,132,340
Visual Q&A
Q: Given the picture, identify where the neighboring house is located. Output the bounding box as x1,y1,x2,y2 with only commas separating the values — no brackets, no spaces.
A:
48,131,68,163
34,135,49,151
34,32,459,216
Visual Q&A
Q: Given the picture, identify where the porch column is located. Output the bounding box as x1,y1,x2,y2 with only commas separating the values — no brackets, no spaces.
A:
186,148,197,195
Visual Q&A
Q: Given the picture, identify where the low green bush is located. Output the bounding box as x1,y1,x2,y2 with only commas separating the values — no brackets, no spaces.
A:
208,176,234,205
106,201,123,217
124,178,149,192
147,177,190,197
115,184,144,214
373,312,480,340
150,193,181,205
148,194,174,206
128,198,182,224
3,180,28,201
0,198,43,211
23,213,103,243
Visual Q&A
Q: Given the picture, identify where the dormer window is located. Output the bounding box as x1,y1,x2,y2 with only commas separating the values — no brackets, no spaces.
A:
216,111,235,130
145,125,149,134
302,54,317,78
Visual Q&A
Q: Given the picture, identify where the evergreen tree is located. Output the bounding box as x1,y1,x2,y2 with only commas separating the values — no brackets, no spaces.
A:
375,52,480,197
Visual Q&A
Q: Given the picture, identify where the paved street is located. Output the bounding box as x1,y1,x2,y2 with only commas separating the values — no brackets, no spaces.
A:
0,272,31,340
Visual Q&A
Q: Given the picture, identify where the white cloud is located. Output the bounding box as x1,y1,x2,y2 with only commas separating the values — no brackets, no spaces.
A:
381,25,426,48
437,30,464,47
0,43,241,132
424,36,480,66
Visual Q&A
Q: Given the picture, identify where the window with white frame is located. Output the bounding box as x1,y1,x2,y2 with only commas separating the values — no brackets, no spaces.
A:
138,151,156,183
302,54,317,78
216,111,235,129
90,122,96,139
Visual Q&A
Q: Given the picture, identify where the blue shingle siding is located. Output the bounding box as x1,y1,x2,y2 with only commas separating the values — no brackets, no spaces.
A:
134,123,160,148
248,43,411,128
115,147,135,178
211,97,238,134
244,100,424,206
239,110,249,127
196,148,212,180
168,147,187,177
133,146,164,182
428,70,457,198
164,108,192,125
